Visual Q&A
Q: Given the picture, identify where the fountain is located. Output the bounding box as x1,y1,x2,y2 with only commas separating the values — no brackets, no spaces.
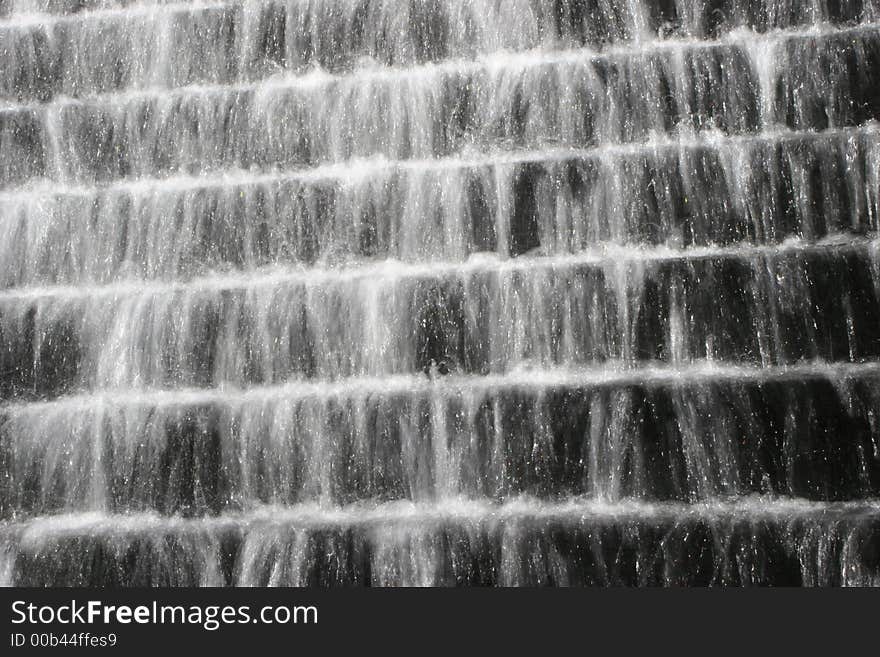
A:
1,0,879,586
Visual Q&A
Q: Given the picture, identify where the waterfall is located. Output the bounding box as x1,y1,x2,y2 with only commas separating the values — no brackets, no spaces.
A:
1,0,880,586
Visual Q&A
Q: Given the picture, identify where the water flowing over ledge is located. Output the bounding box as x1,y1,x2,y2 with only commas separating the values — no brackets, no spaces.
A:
6,359,880,414
2,497,879,586
2,233,876,304
3,1,880,111
4,20,879,109
7,497,880,538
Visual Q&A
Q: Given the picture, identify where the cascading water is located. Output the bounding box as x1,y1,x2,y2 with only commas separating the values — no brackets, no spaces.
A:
0,0,879,586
